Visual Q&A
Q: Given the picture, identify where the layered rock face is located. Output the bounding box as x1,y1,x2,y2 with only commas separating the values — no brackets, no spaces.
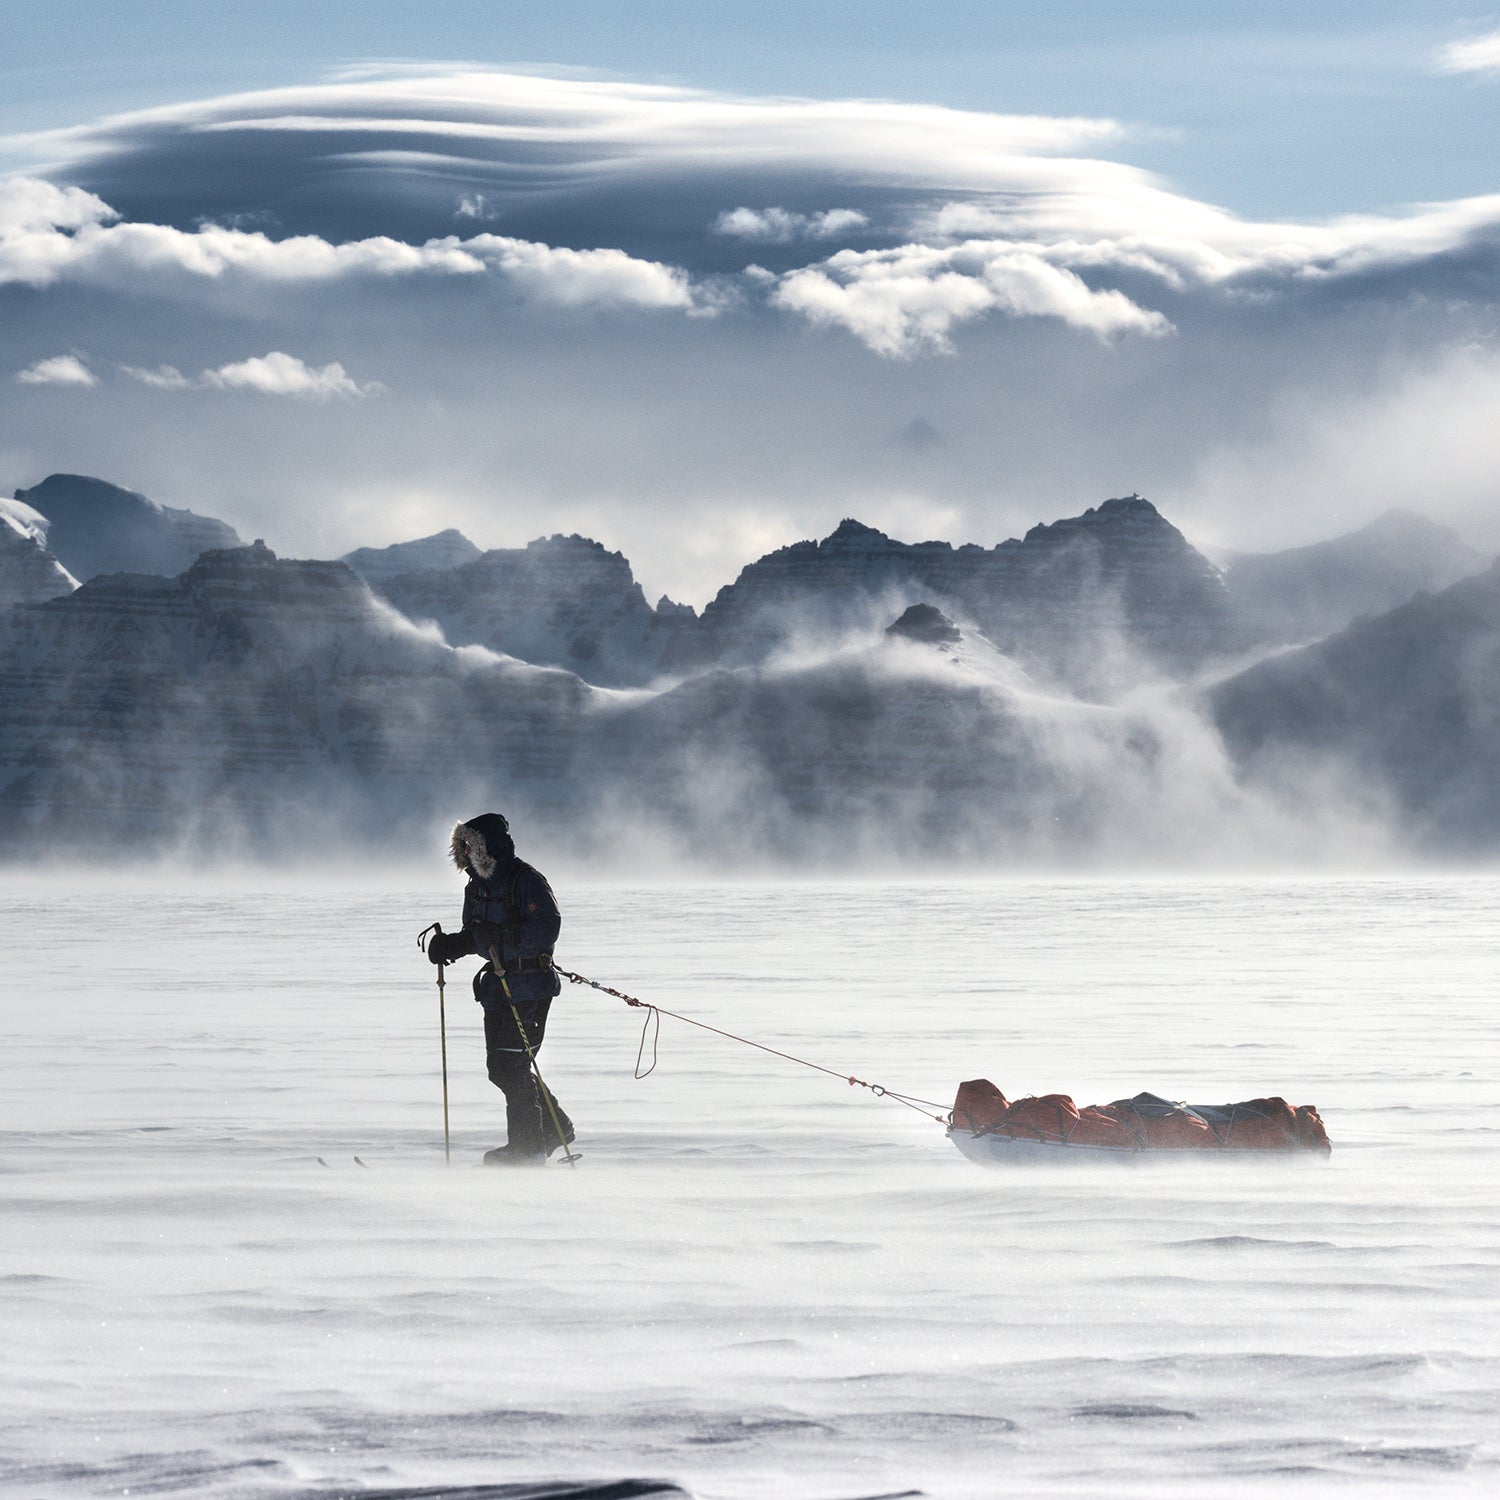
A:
696,497,1239,692
1220,510,1485,645
0,499,77,608
342,529,482,582
13,473,241,583
575,607,1260,865
1210,561,1500,849
377,533,697,687
0,532,1260,864
0,541,587,854
4,469,1495,862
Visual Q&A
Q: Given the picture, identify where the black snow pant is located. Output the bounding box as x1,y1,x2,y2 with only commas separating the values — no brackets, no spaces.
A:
483,1000,572,1153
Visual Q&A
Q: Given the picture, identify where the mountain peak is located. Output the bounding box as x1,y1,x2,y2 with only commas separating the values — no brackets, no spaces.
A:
824,518,891,546
1094,494,1160,518
13,472,241,582
886,602,961,646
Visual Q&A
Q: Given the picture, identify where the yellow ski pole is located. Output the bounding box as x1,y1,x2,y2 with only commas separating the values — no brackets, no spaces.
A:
490,947,578,1167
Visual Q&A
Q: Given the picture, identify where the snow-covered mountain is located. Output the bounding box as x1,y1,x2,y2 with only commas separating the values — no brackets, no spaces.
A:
1210,559,1500,850
376,533,698,687
0,541,587,853
12,473,241,583
363,496,1241,694
694,497,1239,693
0,535,1256,861
341,528,482,582
0,498,77,608
2,472,1495,862
576,605,1267,864
1219,509,1484,645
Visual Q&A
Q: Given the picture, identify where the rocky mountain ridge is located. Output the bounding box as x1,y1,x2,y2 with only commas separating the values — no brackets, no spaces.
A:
375,532,699,687
14,473,241,583
1210,558,1500,850
1219,509,1485,645
2,470,1495,862
342,529,482,581
694,497,1240,690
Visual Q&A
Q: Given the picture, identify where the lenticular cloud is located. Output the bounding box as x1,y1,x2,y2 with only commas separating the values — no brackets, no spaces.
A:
10,65,1500,356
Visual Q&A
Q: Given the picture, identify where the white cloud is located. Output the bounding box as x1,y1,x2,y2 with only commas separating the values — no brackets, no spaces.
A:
915,186,1500,285
0,173,700,312
119,363,191,389
15,353,97,386
455,193,494,219
8,69,1125,180
771,241,1171,356
1434,30,1500,75
449,234,695,309
201,351,380,399
713,207,870,242
7,67,1500,365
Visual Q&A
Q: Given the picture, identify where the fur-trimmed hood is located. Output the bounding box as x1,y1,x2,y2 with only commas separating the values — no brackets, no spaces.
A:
450,813,515,880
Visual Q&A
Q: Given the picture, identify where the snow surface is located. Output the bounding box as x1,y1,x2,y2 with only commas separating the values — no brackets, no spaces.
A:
3,876,1499,1498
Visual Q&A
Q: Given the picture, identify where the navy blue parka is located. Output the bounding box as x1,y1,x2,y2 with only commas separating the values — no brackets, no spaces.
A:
448,813,563,1009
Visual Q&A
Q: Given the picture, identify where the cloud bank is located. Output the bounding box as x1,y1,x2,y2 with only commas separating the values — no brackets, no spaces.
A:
13,67,1500,353
4,65,1500,597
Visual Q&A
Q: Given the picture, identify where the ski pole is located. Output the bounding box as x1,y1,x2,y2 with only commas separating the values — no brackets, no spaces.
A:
490,946,578,1167
438,962,451,1165
417,923,453,1165
508,999,577,1168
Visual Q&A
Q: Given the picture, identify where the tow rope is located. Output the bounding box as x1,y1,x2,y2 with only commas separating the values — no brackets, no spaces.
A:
553,965,952,1127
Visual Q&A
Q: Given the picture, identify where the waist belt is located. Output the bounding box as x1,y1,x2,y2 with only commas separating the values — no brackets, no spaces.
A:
501,953,554,975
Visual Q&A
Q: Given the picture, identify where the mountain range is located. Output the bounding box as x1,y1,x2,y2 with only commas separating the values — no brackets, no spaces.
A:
0,471,1493,863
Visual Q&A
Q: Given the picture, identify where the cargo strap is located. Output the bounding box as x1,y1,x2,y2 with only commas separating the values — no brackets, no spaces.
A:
553,965,951,1126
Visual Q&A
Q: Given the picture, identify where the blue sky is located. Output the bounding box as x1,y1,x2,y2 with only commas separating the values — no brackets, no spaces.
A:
3,2,1500,601
7,1,1499,214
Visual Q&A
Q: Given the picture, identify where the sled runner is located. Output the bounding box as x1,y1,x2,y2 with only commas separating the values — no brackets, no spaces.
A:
948,1078,1331,1164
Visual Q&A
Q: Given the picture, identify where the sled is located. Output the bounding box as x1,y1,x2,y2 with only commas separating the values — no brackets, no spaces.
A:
948,1078,1331,1164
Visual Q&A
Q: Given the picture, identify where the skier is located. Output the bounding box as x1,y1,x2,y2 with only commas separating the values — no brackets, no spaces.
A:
425,813,575,1165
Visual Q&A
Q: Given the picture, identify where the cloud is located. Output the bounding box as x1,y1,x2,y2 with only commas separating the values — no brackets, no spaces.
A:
119,363,191,389
200,351,381,399
771,240,1172,355
713,207,869,243
914,187,1500,286
11,66,1500,359
15,353,97,386
0,173,699,311
449,234,694,309
1434,30,1500,76
6,65,1500,599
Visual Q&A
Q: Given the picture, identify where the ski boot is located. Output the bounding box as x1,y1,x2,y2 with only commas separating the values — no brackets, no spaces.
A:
482,1141,546,1167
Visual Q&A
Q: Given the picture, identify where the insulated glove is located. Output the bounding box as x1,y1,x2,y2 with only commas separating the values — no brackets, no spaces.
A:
426,929,469,965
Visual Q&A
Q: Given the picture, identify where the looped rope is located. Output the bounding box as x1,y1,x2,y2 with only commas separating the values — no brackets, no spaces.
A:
553,964,951,1127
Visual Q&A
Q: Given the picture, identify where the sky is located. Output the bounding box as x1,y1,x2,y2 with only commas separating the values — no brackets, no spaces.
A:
4,1,1500,605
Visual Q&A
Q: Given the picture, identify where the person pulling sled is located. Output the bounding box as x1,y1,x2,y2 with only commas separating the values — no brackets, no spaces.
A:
424,813,575,1165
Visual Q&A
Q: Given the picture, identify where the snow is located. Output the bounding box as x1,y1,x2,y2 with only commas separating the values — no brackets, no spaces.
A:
3,875,1499,1497
0,496,51,544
